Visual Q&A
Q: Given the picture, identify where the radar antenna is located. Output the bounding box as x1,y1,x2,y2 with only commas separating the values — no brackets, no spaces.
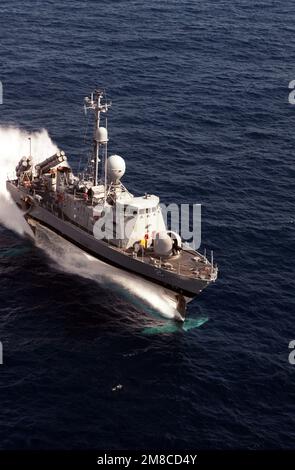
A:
84,89,111,186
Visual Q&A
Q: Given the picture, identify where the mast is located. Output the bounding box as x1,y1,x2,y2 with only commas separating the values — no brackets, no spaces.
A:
84,89,111,186
28,137,32,158
104,117,108,204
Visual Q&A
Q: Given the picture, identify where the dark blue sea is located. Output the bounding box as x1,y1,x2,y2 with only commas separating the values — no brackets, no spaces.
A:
0,0,295,450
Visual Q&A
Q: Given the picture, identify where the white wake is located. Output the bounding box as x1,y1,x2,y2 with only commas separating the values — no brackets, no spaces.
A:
0,126,58,234
35,224,179,320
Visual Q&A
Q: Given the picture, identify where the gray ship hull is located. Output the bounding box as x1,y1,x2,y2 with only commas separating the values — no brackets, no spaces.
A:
7,181,214,302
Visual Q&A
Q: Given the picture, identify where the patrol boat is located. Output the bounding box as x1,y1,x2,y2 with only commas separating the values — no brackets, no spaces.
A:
6,89,218,320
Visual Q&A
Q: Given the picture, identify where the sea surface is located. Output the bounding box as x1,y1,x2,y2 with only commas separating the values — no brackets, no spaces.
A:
0,0,295,450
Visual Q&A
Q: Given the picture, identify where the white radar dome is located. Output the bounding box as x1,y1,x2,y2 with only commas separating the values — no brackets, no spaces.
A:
154,232,173,257
95,127,108,143
107,154,126,183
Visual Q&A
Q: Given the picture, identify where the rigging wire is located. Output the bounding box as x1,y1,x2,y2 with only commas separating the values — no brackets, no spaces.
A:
78,107,91,175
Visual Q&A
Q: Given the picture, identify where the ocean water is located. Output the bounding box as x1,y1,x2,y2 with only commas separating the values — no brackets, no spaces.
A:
0,0,295,450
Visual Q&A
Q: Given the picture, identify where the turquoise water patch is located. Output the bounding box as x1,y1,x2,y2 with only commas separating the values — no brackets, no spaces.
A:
142,316,208,335
0,246,31,258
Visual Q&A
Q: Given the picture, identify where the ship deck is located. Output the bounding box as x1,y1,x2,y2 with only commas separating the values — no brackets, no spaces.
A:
111,244,215,280
8,181,216,282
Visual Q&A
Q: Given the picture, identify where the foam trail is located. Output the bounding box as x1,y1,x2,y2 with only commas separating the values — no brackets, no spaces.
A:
0,126,58,234
35,224,181,320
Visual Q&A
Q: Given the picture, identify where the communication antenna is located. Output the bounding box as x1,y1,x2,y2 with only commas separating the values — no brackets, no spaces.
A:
104,117,108,204
84,89,111,186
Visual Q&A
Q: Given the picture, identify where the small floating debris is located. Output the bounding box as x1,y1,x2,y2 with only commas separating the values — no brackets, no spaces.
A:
112,384,123,392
